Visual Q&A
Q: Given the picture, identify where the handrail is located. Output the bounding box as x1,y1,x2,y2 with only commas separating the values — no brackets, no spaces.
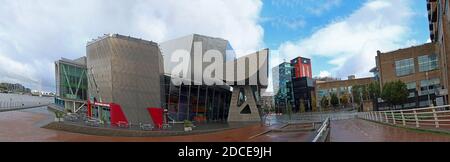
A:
359,105,450,128
377,105,450,113
312,117,330,142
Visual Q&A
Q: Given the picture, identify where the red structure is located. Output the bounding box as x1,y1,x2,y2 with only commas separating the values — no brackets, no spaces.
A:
291,57,312,79
86,101,128,126
147,108,164,128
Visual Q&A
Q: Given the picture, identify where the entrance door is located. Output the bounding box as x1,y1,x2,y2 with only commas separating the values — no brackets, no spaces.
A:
101,106,111,124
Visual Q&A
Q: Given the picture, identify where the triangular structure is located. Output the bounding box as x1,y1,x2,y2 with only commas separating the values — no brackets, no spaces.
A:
228,86,261,122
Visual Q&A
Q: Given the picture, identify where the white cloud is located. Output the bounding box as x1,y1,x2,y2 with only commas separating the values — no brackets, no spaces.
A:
318,71,332,78
276,0,419,79
0,0,264,91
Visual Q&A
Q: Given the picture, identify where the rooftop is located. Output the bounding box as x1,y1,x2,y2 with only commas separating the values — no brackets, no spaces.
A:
377,42,435,55
86,34,158,47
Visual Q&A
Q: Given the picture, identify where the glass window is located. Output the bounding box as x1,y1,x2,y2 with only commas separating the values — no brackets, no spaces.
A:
406,82,416,90
418,54,438,72
420,78,440,95
395,58,415,76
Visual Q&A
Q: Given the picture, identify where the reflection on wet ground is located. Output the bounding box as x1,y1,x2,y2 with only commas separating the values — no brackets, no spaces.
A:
331,119,450,142
2,106,450,142
0,107,285,142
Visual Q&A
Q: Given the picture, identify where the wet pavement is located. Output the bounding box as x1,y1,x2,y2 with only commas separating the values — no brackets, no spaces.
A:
331,119,450,142
0,107,294,142
3,106,450,142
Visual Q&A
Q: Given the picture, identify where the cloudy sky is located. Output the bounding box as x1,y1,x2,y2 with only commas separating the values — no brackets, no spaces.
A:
0,0,430,92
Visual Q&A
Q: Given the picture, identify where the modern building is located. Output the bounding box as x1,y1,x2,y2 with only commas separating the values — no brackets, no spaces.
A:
54,57,88,112
159,34,236,122
273,62,293,113
273,56,314,113
86,34,164,125
291,57,312,79
52,33,269,127
315,77,374,111
291,77,314,112
290,57,314,112
376,43,444,109
272,66,280,97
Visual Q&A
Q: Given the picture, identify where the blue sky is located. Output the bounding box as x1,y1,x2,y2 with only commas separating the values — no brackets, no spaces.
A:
261,0,430,80
0,0,432,92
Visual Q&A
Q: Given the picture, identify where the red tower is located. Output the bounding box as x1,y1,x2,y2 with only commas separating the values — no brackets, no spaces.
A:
291,57,312,79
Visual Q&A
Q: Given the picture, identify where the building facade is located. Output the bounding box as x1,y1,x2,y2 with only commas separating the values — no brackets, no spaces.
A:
370,1,450,110
315,77,374,111
291,77,314,112
291,57,312,79
54,57,88,112
273,62,293,113
162,75,232,123
273,56,314,113
159,34,238,122
376,43,444,109
53,34,268,127
428,0,450,106
86,34,164,125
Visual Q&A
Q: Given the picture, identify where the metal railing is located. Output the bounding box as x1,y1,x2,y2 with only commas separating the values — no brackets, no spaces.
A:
358,105,450,128
0,101,51,110
312,117,331,142
279,111,357,123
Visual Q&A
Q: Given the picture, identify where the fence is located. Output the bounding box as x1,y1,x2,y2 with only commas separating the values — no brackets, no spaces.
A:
312,117,331,142
0,94,53,111
358,105,450,128
0,101,51,109
278,111,357,123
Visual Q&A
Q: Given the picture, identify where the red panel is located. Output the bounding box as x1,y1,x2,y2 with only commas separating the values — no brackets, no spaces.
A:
110,103,128,126
87,100,92,117
147,108,164,128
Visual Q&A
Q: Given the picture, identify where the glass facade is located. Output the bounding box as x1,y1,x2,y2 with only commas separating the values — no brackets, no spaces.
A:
395,58,415,76
59,63,88,100
418,54,439,72
163,76,231,122
274,62,294,112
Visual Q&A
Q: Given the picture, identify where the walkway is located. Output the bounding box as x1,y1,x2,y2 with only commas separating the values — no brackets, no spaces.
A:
0,107,295,142
331,119,450,142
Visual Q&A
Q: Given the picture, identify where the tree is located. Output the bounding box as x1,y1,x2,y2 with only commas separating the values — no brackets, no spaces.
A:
311,95,318,112
286,102,293,121
0,84,6,92
361,85,369,100
368,81,381,100
299,99,306,113
320,96,329,109
352,85,362,105
330,93,339,109
340,93,350,106
381,80,408,109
